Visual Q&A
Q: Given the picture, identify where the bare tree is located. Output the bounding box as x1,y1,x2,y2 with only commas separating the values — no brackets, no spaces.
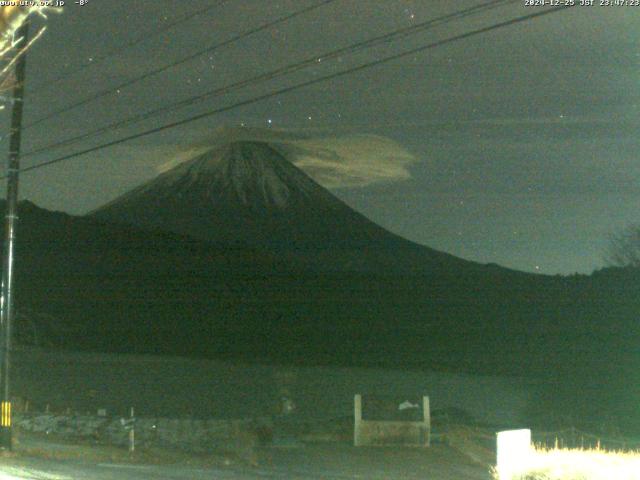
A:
604,224,640,268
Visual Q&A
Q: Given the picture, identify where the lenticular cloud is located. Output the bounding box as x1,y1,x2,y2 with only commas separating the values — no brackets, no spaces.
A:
157,126,417,189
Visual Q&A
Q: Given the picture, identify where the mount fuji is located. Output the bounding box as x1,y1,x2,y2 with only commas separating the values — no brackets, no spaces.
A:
90,140,494,275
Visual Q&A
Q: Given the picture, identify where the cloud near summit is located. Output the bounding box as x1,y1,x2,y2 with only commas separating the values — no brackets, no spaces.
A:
285,134,416,189
156,127,417,189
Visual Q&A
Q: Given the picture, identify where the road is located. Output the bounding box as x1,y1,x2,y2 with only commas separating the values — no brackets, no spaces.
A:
0,444,492,479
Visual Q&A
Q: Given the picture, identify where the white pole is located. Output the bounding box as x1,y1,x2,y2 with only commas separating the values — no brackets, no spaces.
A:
129,407,135,454
354,394,362,447
423,396,430,447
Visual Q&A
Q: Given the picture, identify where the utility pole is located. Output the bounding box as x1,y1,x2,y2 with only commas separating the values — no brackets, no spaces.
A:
0,21,29,451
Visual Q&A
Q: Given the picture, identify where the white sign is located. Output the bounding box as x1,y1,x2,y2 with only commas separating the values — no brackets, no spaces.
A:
496,429,531,479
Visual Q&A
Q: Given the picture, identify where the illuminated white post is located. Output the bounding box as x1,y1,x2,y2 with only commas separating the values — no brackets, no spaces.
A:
422,395,430,447
128,406,135,454
354,394,362,447
496,429,531,479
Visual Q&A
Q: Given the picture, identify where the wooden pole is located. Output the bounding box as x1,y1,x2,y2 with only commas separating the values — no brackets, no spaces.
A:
0,20,28,451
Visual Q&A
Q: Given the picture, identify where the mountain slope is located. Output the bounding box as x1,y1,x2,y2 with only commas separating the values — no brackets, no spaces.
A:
10,201,579,371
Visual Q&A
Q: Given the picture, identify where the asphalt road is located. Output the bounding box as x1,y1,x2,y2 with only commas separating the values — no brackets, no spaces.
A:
0,444,493,479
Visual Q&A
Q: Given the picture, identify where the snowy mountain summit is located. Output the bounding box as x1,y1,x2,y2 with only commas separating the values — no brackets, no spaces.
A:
156,141,341,211
92,140,384,247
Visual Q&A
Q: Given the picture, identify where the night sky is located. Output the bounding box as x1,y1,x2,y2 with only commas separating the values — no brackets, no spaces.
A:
2,0,638,275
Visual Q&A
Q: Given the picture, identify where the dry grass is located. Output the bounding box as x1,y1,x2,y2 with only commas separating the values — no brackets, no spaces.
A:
493,445,640,480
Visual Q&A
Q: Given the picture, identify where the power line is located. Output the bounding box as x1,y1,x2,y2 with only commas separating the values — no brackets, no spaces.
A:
30,1,231,95
11,5,574,178
23,0,336,131
23,0,515,158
